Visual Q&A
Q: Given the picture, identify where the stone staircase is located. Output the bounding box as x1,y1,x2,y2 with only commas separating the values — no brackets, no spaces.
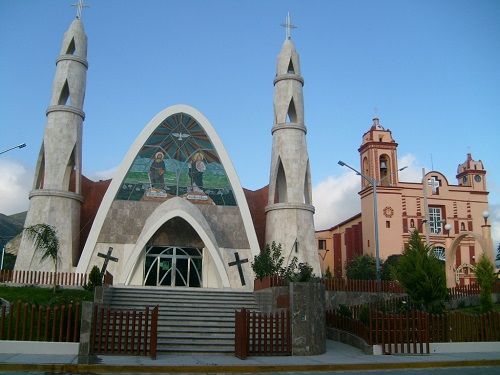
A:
104,286,259,355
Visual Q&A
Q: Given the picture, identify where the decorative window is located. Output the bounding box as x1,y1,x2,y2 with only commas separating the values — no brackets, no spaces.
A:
410,219,415,228
429,207,443,234
386,221,390,228
427,176,441,195
116,112,236,206
318,239,326,250
433,246,445,261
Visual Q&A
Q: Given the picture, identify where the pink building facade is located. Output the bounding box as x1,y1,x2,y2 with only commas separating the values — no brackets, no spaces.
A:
316,118,493,286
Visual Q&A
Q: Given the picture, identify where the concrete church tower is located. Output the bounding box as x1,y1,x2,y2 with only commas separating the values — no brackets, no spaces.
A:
265,15,320,275
16,11,88,272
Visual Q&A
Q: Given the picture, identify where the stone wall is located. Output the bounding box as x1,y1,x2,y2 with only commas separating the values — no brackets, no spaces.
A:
325,290,406,310
97,200,249,249
290,282,325,355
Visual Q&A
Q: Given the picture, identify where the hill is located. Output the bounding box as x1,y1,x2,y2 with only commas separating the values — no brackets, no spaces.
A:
0,211,25,249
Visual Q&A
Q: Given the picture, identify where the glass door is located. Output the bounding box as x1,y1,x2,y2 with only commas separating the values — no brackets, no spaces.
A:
144,246,202,287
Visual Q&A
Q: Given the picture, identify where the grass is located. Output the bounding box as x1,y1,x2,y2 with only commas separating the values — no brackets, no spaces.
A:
0,285,93,306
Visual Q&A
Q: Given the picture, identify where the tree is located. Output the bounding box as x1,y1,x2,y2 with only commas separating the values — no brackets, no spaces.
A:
346,255,376,280
251,241,284,280
475,253,496,313
24,224,60,293
381,254,401,281
393,230,447,313
324,266,333,280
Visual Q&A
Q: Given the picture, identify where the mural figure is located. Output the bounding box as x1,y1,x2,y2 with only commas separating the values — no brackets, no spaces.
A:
116,112,237,206
149,151,166,191
188,151,206,193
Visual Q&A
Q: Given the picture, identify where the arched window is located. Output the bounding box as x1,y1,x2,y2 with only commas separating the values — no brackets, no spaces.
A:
379,155,390,185
433,246,446,261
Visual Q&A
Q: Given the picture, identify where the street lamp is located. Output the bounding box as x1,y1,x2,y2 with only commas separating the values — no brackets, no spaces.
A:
338,160,407,282
444,223,452,238
482,210,490,226
0,143,26,155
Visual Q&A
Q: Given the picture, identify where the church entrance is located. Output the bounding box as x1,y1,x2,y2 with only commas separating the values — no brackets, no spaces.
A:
144,246,202,287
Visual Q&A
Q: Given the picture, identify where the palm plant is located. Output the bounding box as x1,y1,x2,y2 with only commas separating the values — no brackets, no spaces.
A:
24,224,60,292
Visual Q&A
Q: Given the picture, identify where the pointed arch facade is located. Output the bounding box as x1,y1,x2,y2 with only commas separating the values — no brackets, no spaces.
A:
76,105,259,289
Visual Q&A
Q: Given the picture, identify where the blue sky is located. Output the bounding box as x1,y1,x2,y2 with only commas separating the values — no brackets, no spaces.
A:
0,0,499,249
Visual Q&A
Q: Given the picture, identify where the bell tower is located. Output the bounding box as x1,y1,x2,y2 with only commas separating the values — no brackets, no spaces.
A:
358,118,399,188
265,15,320,275
456,153,487,191
16,12,88,272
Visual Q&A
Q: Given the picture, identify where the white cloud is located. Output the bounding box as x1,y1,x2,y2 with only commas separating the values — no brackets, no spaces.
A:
313,171,360,230
0,159,33,215
87,167,117,181
312,153,423,231
398,153,423,183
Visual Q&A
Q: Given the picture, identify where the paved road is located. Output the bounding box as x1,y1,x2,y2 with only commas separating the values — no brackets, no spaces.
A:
2,366,500,374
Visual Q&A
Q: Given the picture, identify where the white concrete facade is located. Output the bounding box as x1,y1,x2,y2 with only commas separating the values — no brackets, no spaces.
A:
16,19,87,272
76,105,259,289
265,38,321,275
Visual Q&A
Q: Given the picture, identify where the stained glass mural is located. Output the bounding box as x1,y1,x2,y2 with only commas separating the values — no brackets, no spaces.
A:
115,113,236,206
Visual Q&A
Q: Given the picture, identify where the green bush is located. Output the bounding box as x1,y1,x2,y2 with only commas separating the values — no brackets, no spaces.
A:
392,230,447,313
381,254,401,281
251,242,284,280
475,253,496,313
324,266,333,280
252,242,317,282
346,255,377,280
84,265,102,292
336,304,352,318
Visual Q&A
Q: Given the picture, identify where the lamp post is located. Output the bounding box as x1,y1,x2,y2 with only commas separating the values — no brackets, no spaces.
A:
482,210,490,226
338,160,407,282
0,143,26,155
444,223,452,238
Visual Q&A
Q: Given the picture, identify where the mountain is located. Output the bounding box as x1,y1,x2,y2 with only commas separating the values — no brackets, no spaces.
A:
0,212,26,250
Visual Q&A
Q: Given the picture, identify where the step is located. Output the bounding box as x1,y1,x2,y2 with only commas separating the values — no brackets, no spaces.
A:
105,286,259,355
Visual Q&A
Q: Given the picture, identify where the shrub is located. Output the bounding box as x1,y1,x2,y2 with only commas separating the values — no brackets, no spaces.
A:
336,304,352,318
381,254,401,281
84,265,103,292
392,230,447,313
251,242,285,280
475,253,496,313
346,255,377,280
324,266,333,280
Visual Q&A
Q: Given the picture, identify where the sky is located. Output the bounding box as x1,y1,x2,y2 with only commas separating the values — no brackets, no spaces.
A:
0,0,499,251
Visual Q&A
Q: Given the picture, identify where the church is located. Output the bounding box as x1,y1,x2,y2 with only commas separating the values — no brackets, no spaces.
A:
316,117,493,287
14,11,321,289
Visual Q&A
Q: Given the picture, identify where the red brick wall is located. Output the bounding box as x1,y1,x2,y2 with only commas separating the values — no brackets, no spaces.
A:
78,176,111,263
243,186,268,252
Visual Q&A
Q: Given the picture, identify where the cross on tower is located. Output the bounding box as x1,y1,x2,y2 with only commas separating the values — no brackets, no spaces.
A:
280,12,297,40
72,0,89,20
228,252,249,286
428,176,441,195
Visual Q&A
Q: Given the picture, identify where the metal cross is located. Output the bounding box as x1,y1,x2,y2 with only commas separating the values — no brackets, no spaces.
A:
228,252,248,286
97,247,118,277
72,0,89,20
280,12,297,40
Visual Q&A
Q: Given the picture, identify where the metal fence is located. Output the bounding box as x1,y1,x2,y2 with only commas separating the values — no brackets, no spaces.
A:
0,269,88,287
235,308,291,359
0,301,80,342
90,304,159,359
